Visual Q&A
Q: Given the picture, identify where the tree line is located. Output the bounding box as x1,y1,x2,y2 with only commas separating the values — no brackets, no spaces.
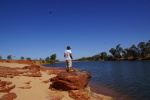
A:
76,40,150,61
0,54,57,64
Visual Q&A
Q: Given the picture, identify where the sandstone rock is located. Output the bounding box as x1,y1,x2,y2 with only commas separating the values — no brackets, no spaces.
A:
23,72,42,77
0,66,26,78
48,91,64,100
0,85,15,92
70,68,79,72
50,71,91,91
49,70,114,100
0,66,43,78
0,59,41,65
49,69,66,75
24,81,31,84
69,89,90,100
0,93,17,100
0,80,15,93
0,81,12,87
22,65,41,71
18,86,32,89
40,67,66,75
42,80,50,83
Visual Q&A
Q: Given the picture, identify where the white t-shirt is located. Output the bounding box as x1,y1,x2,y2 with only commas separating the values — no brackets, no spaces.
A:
64,50,72,60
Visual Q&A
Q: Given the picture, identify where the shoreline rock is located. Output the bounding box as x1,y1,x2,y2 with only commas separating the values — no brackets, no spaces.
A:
50,71,91,91
50,70,115,100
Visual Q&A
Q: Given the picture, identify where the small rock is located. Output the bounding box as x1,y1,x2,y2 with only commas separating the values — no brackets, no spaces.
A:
42,80,50,83
18,86,32,89
69,89,90,100
0,92,17,100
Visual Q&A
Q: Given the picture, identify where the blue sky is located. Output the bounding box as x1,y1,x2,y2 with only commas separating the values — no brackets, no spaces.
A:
0,0,150,61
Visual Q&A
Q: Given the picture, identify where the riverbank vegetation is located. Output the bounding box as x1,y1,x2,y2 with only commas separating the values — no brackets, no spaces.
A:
76,40,150,61
1,40,150,62
0,54,58,64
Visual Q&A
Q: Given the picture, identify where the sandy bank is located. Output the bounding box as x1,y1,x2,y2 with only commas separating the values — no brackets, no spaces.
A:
0,62,29,68
0,63,74,100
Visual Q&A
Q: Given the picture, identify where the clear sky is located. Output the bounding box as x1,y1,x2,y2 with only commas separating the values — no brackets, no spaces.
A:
0,0,150,61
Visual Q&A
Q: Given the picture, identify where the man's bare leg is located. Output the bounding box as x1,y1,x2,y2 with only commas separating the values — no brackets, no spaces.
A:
66,60,70,72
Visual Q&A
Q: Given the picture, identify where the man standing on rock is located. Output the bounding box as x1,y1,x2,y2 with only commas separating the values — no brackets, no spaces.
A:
64,46,73,72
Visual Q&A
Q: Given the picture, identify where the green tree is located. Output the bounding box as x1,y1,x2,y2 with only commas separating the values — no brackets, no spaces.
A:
122,48,130,59
81,57,86,61
0,56,2,59
92,54,100,61
129,45,139,59
116,44,123,59
50,54,56,63
138,42,147,59
7,55,12,60
109,48,116,56
21,56,24,60
76,40,150,61
77,57,87,61
45,57,50,63
26,57,31,60
100,52,107,60
146,40,150,56
109,48,116,60
41,60,45,64
109,44,122,60
86,56,95,61
107,55,114,60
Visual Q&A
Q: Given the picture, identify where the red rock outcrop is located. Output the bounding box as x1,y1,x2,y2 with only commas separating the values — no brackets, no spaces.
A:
23,72,42,77
21,65,43,77
50,71,91,91
49,70,94,100
22,65,41,71
0,80,15,92
0,66,28,78
40,67,66,75
49,70,114,100
0,59,42,65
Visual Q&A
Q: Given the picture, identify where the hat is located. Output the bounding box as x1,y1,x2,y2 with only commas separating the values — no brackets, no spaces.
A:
67,46,71,49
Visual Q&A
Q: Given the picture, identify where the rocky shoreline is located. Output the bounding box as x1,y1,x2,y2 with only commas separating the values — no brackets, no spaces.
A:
0,62,115,100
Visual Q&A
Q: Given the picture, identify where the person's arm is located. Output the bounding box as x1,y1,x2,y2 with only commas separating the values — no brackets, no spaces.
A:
70,53,73,59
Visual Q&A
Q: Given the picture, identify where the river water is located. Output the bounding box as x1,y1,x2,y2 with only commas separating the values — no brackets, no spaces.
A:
43,60,150,100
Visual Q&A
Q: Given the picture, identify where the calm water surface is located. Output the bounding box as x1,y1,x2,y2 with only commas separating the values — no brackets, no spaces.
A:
43,61,150,100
